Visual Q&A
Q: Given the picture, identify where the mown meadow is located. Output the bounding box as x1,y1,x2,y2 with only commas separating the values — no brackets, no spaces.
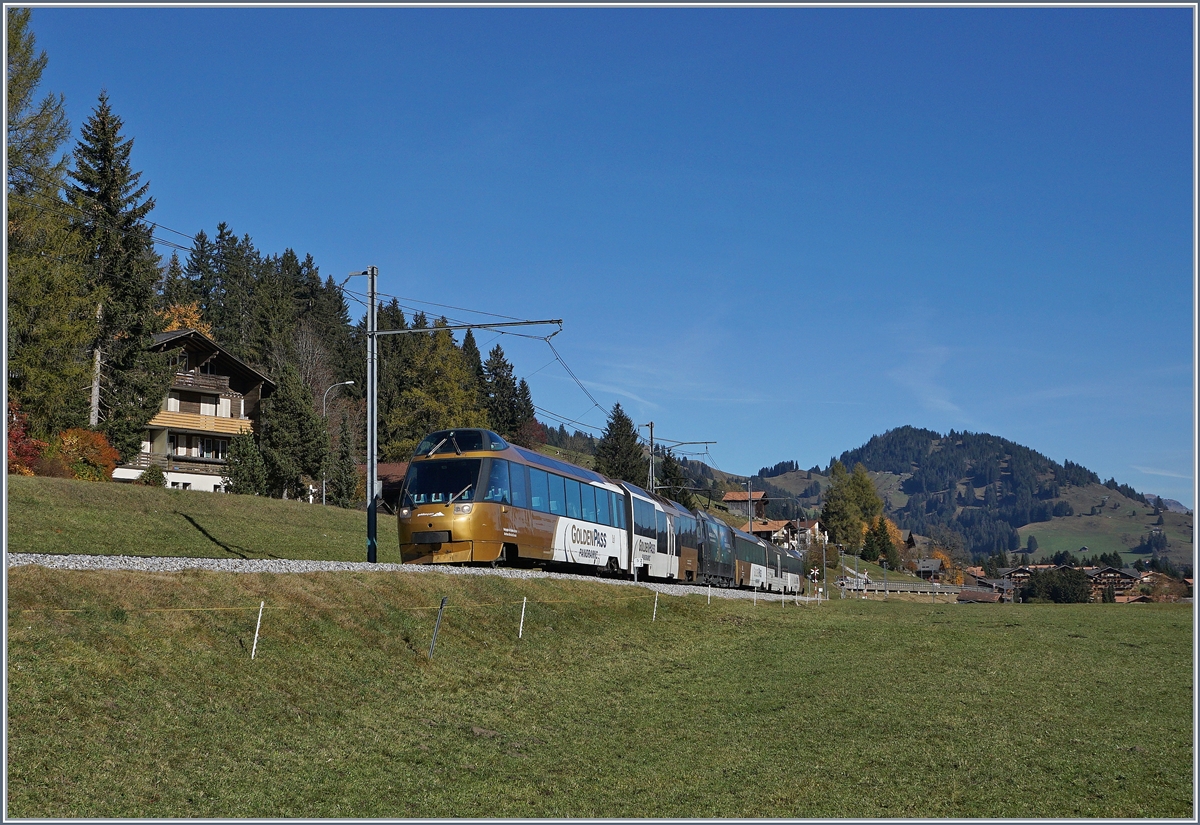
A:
7,563,1192,818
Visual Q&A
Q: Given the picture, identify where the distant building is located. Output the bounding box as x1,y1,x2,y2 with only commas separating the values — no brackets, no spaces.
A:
112,329,274,492
723,490,766,519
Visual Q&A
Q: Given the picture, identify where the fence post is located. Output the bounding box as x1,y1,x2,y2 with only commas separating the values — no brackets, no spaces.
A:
428,596,448,659
652,591,658,622
250,600,264,660
518,596,526,639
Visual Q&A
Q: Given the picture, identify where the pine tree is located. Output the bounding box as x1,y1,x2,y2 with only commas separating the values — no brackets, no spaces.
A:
6,8,96,438
483,344,519,437
67,91,171,459
593,403,648,485
223,430,268,495
185,229,217,322
848,463,883,522
257,363,327,499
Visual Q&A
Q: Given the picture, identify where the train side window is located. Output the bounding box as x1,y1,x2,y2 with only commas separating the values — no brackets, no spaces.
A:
483,459,510,504
656,510,669,554
633,499,656,539
596,488,611,525
580,484,597,522
529,468,549,513
564,478,582,519
548,473,566,516
511,463,528,509
613,493,627,530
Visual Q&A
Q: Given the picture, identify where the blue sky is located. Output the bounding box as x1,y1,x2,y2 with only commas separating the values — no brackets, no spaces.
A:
26,6,1196,507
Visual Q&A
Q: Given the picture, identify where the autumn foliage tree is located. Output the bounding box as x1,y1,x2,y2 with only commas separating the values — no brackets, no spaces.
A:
7,401,46,475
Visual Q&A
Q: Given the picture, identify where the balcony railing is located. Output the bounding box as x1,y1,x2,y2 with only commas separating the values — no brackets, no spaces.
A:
172,371,230,392
123,452,228,475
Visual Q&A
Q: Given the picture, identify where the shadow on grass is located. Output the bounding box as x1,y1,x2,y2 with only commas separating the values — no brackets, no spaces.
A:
175,512,254,559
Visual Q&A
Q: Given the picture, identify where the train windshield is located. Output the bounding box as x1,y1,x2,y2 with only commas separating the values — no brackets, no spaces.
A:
414,430,507,455
401,459,482,506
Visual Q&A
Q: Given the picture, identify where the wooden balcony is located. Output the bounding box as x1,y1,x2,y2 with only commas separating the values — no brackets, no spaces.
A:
147,410,252,435
171,371,231,392
123,452,227,476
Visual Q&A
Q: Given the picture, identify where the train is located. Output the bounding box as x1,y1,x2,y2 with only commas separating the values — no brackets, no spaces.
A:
396,428,811,593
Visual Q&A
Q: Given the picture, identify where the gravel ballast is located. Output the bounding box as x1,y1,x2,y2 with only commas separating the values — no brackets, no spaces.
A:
6,553,814,603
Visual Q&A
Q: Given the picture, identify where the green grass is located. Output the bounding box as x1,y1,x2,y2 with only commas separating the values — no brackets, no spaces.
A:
8,566,1191,818
6,475,393,562
1019,493,1194,566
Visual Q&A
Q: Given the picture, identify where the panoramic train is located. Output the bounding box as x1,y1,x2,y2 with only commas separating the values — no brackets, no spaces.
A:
396,428,808,592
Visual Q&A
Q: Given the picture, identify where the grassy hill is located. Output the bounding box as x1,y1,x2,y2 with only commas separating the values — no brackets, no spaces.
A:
6,476,381,562
7,563,1191,818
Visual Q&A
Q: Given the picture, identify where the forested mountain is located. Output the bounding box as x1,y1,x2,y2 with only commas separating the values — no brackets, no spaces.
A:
832,426,1149,558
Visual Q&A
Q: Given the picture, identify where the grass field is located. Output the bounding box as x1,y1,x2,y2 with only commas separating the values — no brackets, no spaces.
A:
6,565,1192,818
6,476,387,562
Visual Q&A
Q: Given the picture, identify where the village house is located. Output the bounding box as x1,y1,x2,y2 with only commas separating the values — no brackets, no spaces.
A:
794,518,828,547
112,329,275,492
723,490,767,519
1085,566,1140,600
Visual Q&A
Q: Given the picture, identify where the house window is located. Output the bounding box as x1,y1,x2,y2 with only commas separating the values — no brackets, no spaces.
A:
166,392,180,412
218,397,231,418
199,359,216,375
200,395,217,416
168,351,188,371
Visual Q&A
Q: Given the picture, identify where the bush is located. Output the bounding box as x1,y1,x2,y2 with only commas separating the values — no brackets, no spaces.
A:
6,401,46,476
40,429,120,482
138,464,167,487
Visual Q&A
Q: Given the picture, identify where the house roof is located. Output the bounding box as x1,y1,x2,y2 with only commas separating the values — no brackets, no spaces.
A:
723,491,766,502
150,328,275,389
917,558,944,572
742,519,794,534
796,519,822,530
958,590,1002,603
1085,566,1138,580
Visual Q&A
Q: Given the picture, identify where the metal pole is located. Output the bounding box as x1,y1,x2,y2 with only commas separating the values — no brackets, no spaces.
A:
366,266,378,563
519,596,526,639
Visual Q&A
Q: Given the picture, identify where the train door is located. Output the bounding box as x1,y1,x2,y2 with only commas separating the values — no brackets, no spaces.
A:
630,495,656,574
480,458,520,564
649,509,673,579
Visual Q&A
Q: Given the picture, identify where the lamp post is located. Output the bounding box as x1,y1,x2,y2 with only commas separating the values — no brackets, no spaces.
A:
321,380,355,506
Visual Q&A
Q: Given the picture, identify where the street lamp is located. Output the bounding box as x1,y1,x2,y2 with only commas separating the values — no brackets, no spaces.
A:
321,380,355,506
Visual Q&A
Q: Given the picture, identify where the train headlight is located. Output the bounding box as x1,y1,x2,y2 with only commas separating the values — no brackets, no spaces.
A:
399,507,411,518
453,503,473,514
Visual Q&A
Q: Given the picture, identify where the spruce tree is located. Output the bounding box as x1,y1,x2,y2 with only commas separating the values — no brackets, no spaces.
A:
381,323,488,459
67,91,171,459
461,328,486,407
223,430,267,495
593,403,648,485
821,461,865,552
483,344,519,437
6,9,95,437
328,412,359,508
257,363,327,499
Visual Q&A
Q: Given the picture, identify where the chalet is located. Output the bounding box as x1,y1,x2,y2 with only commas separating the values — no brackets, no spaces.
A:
743,519,798,549
915,557,944,581
112,329,275,492
795,518,828,547
1085,566,1140,600
723,490,766,519
998,566,1035,589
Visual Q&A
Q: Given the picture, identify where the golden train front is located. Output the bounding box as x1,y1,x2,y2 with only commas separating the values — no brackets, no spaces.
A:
397,429,511,564
397,429,630,569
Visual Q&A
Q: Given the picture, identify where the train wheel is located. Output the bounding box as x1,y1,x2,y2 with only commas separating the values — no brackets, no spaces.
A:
605,557,619,578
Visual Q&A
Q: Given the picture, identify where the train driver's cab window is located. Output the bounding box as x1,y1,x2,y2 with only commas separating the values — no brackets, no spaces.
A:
529,468,549,512
656,511,669,554
483,459,510,504
401,459,481,506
